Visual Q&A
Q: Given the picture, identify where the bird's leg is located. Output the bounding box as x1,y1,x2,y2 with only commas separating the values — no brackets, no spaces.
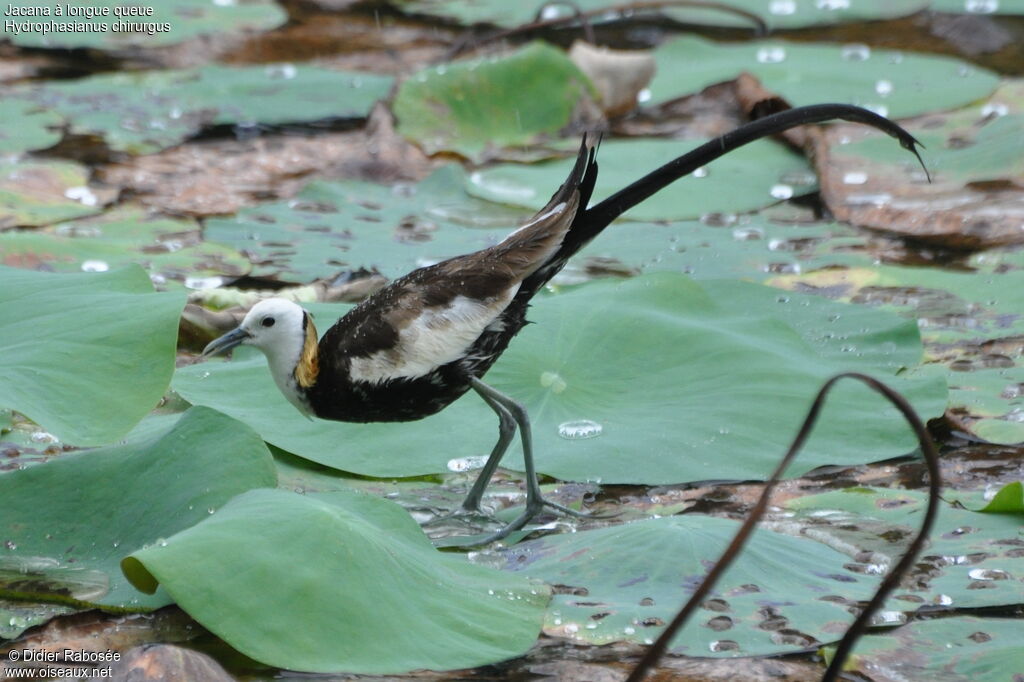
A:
467,377,593,543
460,388,517,513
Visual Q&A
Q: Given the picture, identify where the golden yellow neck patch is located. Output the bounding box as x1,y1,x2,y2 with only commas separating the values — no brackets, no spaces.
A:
295,312,319,388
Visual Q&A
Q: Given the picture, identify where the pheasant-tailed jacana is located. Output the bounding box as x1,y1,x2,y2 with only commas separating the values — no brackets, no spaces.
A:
203,104,926,543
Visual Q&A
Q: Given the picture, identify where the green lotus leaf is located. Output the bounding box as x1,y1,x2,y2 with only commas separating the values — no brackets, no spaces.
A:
572,215,872,283
968,416,1024,445
2,0,286,49
466,137,815,221
648,37,999,118
174,273,946,484
945,367,1024,444
0,99,62,154
203,166,520,283
499,514,874,656
394,42,596,161
0,206,249,286
977,481,1024,514
0,601,76,640
775,261,1024,350
398,0,926,29
0,407,276,624
123,488,549,674
5,64,393,155
772,256,1024,445
835,113,1024,182
663,0,928,29
787,488,1024,609
846,617,1024,679
0,266,184,445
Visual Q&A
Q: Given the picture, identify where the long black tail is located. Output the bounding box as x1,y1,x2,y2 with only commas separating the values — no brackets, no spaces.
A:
556,103,927,263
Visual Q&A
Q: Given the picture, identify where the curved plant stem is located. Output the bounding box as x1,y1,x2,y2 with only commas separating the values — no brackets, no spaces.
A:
625,372,942,682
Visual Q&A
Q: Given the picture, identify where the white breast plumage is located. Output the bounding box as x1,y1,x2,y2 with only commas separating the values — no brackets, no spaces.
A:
348,287,519,384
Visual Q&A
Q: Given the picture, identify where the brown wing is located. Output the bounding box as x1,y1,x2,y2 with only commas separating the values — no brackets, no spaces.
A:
316,136,595,382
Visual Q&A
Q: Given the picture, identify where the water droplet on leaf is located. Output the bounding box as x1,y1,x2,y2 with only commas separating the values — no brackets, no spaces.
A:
769,0,796,14
558,420,603,440
756,46,786,64
446,455,487,472
965,0,999,13
841,44,871,61
81,260,109,273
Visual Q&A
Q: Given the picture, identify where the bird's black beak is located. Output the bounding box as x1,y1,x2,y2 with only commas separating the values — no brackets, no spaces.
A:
202,327,251,358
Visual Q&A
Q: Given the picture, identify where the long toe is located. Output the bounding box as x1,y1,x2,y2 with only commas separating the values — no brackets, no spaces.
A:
540,498,612,519
421,505,504,528
460,509,536,546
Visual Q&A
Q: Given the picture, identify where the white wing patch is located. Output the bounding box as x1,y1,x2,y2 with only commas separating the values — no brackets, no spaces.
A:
348,286,519,383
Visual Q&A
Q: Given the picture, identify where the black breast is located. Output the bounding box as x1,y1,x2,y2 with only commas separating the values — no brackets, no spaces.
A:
305,297,530,424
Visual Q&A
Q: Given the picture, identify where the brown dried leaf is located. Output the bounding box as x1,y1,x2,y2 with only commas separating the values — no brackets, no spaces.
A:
219,14,452,74
814,128,1024,250
813,82,1024,250
569,41,655,119
612,81,744,138
732,72,811,150
99,106,432,217
111,644,234,682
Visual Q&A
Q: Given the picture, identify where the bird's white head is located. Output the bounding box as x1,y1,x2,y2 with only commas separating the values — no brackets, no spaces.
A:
202,298,319,415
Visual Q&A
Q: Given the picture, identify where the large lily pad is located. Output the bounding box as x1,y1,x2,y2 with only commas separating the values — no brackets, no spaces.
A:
786,488,1024,610
0,158,108,228
6,64,394,155
648,37,1000,119
175,273,946,484
0,266,184,445
769,258,1024,444
394,41,595,161
947,367,1024,445
203,165,521,283
499,514,874,656
572,215,872,283
0,206,249,286
467,137,816,221
123,488,549,674
399,0,926,29
663,0,928,29
0,99,62,154
846,617,1024,680
2,0,286,50
771,261,1024,351
0,407,276,617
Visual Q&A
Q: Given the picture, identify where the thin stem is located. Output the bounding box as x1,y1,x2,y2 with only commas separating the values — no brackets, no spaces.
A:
625,373,942,682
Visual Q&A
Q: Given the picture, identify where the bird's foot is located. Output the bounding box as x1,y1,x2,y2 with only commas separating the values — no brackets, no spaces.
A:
457,495,606,546
462,509,535,546
424,486,609,546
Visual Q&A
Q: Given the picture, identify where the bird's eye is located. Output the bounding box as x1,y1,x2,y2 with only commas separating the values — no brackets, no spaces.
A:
261,317,276,328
